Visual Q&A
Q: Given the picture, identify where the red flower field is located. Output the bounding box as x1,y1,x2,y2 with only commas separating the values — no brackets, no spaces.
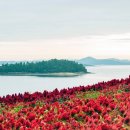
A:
0,76,130,130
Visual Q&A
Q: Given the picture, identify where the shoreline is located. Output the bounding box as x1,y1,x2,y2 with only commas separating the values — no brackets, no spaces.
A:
0,72,89,77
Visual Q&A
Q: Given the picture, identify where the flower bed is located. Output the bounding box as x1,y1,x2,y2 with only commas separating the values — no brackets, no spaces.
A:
0,76,130,130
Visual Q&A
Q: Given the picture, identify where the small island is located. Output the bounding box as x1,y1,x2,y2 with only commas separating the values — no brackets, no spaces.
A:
0,59,87,77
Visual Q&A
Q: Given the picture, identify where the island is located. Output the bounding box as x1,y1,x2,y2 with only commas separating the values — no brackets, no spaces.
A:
0,59,87,77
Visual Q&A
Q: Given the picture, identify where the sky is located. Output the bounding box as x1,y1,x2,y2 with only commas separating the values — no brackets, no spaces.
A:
0,0,130,60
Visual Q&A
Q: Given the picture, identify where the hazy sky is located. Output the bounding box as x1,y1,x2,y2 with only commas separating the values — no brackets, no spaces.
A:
0,0,130,60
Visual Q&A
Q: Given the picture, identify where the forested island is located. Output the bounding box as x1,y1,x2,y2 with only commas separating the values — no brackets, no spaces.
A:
0,59,87,77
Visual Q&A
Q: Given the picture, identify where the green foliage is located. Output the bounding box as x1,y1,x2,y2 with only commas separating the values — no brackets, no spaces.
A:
36,101,44,107
57,98,65,103
54,108,58,114
76,91,100,99
0,59,87,73
117,89,123,93
0,103,5,114
0,108,4,114
13,105,23,113
74,114,84,122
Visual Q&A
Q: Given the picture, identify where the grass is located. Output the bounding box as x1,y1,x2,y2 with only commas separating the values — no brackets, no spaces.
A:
76,91,100,99
13,105,23,113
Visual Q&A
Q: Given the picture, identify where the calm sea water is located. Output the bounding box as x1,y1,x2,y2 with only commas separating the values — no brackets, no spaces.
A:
0,65,130,96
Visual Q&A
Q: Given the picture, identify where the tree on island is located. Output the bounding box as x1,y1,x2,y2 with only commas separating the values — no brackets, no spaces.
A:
0,59,87,73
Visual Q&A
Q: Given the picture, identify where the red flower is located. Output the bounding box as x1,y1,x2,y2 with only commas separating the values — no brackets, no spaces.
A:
124,116,130,125
28,113,36,121
101,124,112,130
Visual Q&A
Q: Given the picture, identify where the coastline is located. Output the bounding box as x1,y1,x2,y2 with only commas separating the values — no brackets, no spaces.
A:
0,72,88,77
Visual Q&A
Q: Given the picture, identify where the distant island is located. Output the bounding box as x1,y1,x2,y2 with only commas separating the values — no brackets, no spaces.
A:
0,59,87,77
77,57,130,66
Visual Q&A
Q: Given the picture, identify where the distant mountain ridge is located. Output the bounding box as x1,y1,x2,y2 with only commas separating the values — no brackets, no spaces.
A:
77,57,130,66
1,57,130,66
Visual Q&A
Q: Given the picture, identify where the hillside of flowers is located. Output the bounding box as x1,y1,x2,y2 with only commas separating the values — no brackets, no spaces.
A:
0,76,130,130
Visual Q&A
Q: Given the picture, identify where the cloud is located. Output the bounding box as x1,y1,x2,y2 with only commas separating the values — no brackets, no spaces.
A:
113,38,130,41
0,33,130,60
106,33,130,41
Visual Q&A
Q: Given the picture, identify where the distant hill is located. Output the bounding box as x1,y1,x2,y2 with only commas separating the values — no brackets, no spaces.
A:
77,57,130,66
